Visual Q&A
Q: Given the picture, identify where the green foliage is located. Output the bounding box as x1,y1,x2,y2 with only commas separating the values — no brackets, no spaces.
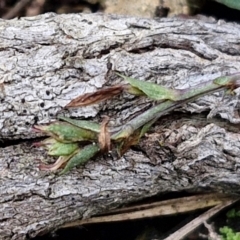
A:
187,0,240,12
219,226,240,240
215,0,240,10
226,209,240,218
218,209,240,240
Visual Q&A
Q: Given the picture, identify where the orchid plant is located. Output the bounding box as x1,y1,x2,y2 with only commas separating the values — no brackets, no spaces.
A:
34,73,240,174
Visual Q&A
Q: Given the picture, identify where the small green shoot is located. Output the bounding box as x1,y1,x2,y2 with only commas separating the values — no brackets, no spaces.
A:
227,209,240,218
219,226,240,240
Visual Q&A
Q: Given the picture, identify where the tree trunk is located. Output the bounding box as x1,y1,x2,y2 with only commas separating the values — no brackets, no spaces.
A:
1,12,240,239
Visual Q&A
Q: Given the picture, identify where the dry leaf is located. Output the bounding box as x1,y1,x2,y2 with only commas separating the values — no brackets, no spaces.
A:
39,155,72,171
98,116,111,152
117,130,141,156
65,85,124,108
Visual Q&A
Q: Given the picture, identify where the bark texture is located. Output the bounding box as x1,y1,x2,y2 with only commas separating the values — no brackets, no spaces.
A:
1,13,240,239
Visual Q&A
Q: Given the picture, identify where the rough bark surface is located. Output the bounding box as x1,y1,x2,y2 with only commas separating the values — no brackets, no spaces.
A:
1,12,240,239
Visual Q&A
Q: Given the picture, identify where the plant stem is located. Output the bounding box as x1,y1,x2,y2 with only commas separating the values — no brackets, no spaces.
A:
112,74,240,140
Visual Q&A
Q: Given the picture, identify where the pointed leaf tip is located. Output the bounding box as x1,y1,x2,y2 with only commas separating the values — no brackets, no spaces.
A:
35,122,97,142
65,85,124,108
117,73,179,101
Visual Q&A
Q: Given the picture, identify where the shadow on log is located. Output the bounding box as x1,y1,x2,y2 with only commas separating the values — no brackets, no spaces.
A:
1,12,240,239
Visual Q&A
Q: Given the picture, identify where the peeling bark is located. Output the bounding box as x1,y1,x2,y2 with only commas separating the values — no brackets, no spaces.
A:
1,13,240,239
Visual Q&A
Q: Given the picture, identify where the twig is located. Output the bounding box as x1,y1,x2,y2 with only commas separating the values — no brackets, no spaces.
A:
60,193,238,228
204,221,222,240
164,199,239,240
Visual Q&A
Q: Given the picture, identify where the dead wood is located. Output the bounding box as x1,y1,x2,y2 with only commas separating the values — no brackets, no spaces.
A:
1,13,240,239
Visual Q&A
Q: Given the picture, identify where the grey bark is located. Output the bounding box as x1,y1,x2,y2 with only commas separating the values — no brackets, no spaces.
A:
1,12,240,239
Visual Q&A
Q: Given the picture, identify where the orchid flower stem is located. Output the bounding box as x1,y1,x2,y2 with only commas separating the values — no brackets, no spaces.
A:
112,74,240,140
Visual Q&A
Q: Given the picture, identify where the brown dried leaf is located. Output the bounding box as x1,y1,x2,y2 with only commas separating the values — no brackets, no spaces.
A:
98,116,111,152
39,154,74,171
39,156,67,171
117,130,141,156
65,85,124,108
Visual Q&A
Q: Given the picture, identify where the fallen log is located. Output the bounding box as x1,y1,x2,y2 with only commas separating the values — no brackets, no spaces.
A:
1,12,240,239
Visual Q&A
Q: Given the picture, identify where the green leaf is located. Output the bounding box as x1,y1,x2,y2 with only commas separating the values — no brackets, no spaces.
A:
60,144,100,175
226,209,240,218
139,118,156,138
117,73,179,101
213,76,231,86
48,142,79,156
215,0,240,10
34,122,97,142
58,116,101,133
39,138,79,156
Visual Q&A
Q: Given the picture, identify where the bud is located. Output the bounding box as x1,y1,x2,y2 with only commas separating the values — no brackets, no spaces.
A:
40,138,79,156
34,122,97,142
